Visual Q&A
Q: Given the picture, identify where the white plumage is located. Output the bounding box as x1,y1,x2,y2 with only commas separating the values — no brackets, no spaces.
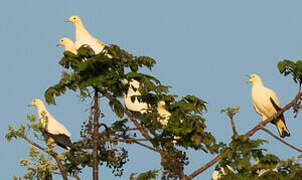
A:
57,37,77,54
211,162,277,179
212,165,234,180
123,80,181,143
29,99,73,150
255,159,278,176
248,74,290,138
157,101,181,143
157,101,170,126
124,79,149,113
66,16,106,54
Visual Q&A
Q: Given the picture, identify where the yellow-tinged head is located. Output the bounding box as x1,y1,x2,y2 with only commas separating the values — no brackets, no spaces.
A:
247,74,263,85
158,101,166,107
29,98,44,107
66,16,82,24
56,37,73,47
124,79,140,88
123,79,129,85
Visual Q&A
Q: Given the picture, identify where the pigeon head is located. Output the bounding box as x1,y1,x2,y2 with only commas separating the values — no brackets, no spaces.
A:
123,79,129,85
66,16,82,24
57,37,73,47
158,101,166,107
124,79,140,89
247,74,263,85
29,98,44,107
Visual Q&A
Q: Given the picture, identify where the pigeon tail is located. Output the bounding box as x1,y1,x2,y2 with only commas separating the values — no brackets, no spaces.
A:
276,118,290,138
270,97,290,138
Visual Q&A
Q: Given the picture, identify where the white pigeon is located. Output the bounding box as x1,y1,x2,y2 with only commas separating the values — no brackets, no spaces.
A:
157,101,170,126
66,16,106,54
248,74,290,138
212,165,234,180
124,79,150,113
157,101,181,143
29,99,74,151
57,37,77,54
124,80,182,143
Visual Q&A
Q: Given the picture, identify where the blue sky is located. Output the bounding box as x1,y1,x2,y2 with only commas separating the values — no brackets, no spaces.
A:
2,0,302,179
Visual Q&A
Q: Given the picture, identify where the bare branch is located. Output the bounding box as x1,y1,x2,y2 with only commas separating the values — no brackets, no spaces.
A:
261,127,302,153
230,117,238,135
186,91,302,180
112,138,149,142
134,141,159,152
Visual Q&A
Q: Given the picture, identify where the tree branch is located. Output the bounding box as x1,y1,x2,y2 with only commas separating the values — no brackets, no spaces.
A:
22,136,68,180
230,117,238,135
134,141,159,152
93,88,100,180
186,91,302,180
112,138,149,142
261,127,302,153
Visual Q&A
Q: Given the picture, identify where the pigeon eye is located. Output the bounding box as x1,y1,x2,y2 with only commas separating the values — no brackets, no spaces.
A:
73,17,76,20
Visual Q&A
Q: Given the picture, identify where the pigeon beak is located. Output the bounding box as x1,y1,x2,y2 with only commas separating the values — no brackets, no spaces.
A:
56,44,60,47
65,20,71,23
245,75,251,83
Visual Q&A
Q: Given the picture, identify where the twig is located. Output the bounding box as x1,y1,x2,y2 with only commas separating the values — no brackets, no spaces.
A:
261,127,302,153
23,136,68,180
134,141,159,152
186,91,302,180
112,138,149,142
230,117,238,135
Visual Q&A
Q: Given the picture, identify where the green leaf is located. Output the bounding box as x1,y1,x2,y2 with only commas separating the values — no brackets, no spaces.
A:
109,99,125,118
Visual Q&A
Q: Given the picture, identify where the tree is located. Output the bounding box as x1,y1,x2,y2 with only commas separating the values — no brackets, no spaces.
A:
6,44,302,180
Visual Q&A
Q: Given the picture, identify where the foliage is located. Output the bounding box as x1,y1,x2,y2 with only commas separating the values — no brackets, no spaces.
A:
6,46,302,180
221,105,240,120
278,60,302,84
16,146,58,180
6,114,67,179
129,170,159,180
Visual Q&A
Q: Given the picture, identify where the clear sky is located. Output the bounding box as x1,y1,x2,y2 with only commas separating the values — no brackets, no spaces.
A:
2,0,302,179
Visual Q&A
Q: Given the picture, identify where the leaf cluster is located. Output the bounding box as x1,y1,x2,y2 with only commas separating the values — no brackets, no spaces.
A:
278,60,302,84
217,135,302,179
14,146,58,180
129,170,159,180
